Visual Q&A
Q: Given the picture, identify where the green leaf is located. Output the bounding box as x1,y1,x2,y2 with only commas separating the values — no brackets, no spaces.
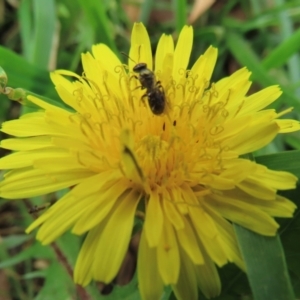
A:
0,47,57,100
234,225,295,300
255,150,300,178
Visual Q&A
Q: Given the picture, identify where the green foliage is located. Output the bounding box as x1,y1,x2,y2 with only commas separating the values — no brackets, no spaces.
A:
1,0,300,299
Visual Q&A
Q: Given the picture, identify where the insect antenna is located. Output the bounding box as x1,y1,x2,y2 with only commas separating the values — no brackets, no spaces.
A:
121,45,142,64
121,52,136,64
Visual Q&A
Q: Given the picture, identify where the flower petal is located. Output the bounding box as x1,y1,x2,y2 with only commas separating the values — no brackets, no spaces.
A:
129,22,152,70
207,193,279,236
0,168,93,199
71,178,130,235
172,25,193,82
144,190,163,247
1,136,53,151
74,222,105,286
242,86,282,114
227,120,279,154
162,189,185,230
0,148,68,169
189,206,228,267
276,119,300,133
155,33,174,73
172,247,198,300
138,230,164,300
157,215,180,284
93,189,141,282
195,242,221,298
203,203,245,270
176,217,204,265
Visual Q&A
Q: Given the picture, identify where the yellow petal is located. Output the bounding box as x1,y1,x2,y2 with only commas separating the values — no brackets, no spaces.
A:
195,242,221,298
189,206,228,267
157,215,180,284
155,33,174,73
74,222,105,286
172,26,193,83
93,189,140,282
276,119,300,133
203,203,245,271
0,148,68,169
50,72,82,112
129,22,152,70
0,136,53,151
1,114,69,138
162,189,185,230
0,168,93,199
207,193,279,236
36,196,87,244
72,178,130,235
172,247,198,300
242,85,282,114
191,46,217,85
220,159,257,183
250,168,297,190
176,217,204,265
138,230,164,300
224,189,296,218
144,190,163,247
227,121,279,154
237,176,276,200
92,43,122,74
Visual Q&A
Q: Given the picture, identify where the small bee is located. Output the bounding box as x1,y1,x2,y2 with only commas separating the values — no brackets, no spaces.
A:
28,201,54,214
122,53,166,115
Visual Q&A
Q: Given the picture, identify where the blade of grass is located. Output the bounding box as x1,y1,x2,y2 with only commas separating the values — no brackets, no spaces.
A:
18,0,33,61
262,28,300,70
234,225,295,300
77,0,117,53
226,31,300,111
225,31,277,87
140,0,154,25
275,0,300,98
32,0,56,68
172,0,187,33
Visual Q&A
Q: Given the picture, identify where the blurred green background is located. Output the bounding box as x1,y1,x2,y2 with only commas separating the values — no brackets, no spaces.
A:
1,0,300,299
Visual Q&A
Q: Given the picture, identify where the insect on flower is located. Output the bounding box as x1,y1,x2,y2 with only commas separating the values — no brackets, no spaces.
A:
122,52,166,115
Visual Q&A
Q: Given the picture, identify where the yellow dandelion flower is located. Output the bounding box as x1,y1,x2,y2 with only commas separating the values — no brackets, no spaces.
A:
0,23,299,299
